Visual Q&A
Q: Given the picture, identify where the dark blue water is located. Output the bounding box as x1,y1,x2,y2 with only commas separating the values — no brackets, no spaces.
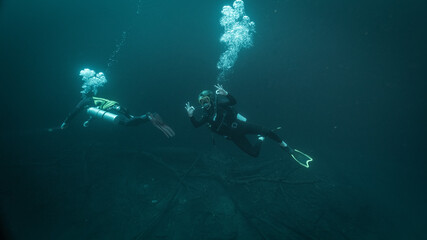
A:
0,0,426,239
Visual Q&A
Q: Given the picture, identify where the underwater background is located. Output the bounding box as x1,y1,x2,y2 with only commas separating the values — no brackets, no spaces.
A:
0,0,426,239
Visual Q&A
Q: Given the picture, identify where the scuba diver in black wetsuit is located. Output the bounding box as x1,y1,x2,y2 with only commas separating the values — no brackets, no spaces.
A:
185,84,313,167
61,92,175,138
185,84,290,156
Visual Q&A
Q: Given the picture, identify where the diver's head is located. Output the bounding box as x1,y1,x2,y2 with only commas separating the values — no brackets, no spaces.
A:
198,90,214,110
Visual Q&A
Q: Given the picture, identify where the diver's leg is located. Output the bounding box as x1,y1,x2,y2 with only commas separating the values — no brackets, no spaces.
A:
117,106,133,119
238,122,281,142
261,128,294,153
231,135,262,158
121,114,150,126
238,122,293,153
263,129,282,143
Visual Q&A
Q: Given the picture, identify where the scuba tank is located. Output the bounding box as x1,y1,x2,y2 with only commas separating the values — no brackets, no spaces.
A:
87,107,121,124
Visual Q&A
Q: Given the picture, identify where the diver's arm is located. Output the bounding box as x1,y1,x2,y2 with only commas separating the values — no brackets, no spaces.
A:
215,84,236,106
186,102,206,128
217,94,237,106
190,115,207,128
62,97,92,127
225,94,236,106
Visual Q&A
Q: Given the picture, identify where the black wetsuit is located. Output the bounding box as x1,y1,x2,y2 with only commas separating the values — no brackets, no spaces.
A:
63,96,150,126
190,94,283,157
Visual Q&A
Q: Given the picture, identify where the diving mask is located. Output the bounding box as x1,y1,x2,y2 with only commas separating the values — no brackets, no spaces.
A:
199,96,211,109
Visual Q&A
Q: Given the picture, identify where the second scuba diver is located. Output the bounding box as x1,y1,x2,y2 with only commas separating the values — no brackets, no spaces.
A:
61,91,175,138
185,84,312,167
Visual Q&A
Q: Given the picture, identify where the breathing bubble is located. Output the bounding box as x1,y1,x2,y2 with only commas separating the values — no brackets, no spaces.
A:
217,0,255,82
80,68,108,95
107,31,128,70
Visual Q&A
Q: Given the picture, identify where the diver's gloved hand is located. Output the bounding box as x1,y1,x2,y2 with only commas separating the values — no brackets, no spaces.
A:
60,122,68,130
214,84,228,96
185,102,195,117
